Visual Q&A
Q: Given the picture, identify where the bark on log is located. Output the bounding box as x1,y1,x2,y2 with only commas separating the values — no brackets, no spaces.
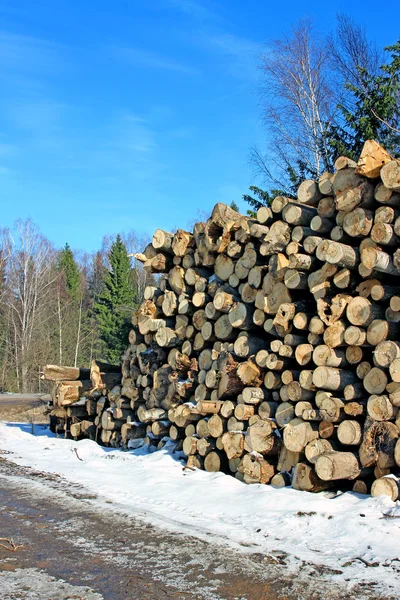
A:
315,452,361,481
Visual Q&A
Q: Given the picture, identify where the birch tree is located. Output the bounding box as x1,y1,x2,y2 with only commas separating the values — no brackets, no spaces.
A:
3,219,57,392
253,19,336,192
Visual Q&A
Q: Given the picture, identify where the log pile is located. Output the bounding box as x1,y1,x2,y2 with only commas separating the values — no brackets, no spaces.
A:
45,140,400,499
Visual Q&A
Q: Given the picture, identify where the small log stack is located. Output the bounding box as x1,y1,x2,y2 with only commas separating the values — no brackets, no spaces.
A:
45,140,400,499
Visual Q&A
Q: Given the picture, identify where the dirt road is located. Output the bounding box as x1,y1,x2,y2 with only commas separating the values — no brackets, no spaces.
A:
0,453,392,600
0,394,50,424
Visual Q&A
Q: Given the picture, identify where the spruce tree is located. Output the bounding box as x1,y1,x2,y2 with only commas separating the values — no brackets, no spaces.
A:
327,40,400,162
57,243,81,301
94,235,136,363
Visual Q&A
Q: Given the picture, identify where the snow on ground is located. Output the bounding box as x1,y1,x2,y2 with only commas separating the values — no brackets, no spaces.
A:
0,567,103,600
1,422,400,596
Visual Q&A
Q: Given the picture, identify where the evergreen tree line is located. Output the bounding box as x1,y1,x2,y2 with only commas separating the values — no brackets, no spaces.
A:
243,15,400,212
0,221,154,393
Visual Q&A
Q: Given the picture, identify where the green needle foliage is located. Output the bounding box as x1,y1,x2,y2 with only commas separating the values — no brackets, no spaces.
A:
327,41,400,163
94,235,136,363
57,243,81,301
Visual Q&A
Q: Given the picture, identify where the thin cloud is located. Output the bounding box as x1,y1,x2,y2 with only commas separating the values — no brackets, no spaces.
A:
200,31,260,80
113,46,198,76
168,0,215,21
0,30,62,74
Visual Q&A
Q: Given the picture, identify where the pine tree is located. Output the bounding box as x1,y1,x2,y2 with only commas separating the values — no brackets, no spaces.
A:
57,243,81,301
327,40,400,162
94,235,136,363
242,184,295,214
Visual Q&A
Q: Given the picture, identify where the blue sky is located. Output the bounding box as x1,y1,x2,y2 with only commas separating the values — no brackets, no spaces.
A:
1,0,399,252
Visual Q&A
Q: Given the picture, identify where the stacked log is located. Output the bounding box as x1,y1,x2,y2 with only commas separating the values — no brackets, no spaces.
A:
45,140,400,498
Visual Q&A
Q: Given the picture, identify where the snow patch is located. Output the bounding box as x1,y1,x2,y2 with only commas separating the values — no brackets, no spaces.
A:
1,422,400,595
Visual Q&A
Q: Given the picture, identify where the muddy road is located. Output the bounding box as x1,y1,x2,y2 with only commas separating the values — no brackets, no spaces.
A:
0,454,393,600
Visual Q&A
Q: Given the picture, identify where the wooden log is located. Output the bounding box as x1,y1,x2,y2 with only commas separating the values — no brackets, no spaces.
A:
172,229,194,256
234,403,255,421
371,283,400,303
375,182,400,205
154,327,180,348
352,480,370,495
218,354,243,398
239,453,275,484
221,432,244,459
234,334,265,359
346,297,384,327
282,202,317,225
359,419,399,467
257,401,278,419
213,290,236,313
342,208,373,238
367,395,398,421
337,421,362,445
152,229,173,252
315,452,361,481
287,312,306,332
317,195,335,217
345,346,363,365
387,382,400,407
303,235,323,255
196,437,216,457
207,414,225,438
333,168,374,213
43,365,91,381
323,320,346,348
284,269,308,290
355,139,392,178
259,221,291,256
381,159,400,192
371,476,400,501
270,473,291,488
371,223,399,246
242,387,267,405
214,314,235,341
317,240,359,269
228,303,254,330
204,451,227,473
319,396,345,422
237,361,261,386
255,349,269,368
312,345,347,368
305,438,336,464
293,343,313,366
318,172,333,195
368,320,399,346
333,268,354,290
310,215,334,234
363,367,388,394
283,418,319,452
361,247,400,276
288,254,315,272
319,421,335,439
168,266,187,296
292,463,331,492
297,180,322,206
244,419,277,454
313,367,357,391
196,400,223,415
213,255,234,281
343,382,364,400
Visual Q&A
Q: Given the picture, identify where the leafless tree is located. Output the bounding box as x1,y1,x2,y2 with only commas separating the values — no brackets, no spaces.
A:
255,19,336,189
3,219,57,392
328,14,381,97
